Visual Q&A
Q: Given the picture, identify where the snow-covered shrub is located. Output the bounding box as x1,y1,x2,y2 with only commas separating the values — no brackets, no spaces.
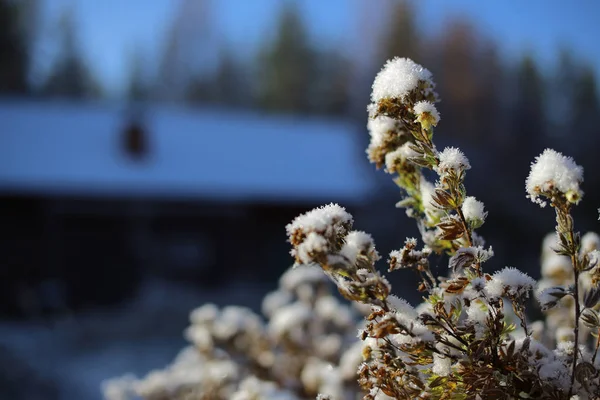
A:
102,265,364,400
104,58,600,399
288,57,600,399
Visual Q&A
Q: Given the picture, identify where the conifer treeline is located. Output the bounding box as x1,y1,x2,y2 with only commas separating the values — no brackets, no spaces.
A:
2,0,599,269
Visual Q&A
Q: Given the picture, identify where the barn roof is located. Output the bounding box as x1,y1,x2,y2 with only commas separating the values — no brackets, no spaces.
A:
0,100,373,203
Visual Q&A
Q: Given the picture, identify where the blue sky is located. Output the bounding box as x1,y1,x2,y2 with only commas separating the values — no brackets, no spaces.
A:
39,0,600,97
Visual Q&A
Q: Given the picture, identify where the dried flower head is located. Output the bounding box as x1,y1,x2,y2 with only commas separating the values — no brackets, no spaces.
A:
371,57,434,103
286,203,353,266
413,100,440,129
462,196,487,229
526,148,584,207
486,267,536,298
366,116,408,168
435,146,471,175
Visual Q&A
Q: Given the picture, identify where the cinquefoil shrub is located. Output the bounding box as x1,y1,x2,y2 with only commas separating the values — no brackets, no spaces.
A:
104,59,600,400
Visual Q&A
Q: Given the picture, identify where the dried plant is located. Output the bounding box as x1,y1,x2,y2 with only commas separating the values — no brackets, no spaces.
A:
104,58,600,400
287,58,600,400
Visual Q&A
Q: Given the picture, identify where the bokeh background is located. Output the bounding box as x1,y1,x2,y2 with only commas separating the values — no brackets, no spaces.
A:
1,0,600,398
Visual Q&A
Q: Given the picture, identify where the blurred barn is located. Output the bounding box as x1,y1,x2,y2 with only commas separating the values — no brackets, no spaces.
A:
0,100,373,317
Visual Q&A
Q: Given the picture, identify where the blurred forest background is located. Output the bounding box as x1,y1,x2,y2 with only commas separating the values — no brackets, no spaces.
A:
1,0,600,398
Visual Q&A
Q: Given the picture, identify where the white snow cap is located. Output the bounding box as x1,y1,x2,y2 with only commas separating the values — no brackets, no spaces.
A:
436,147,471,173
102,374,137,400
384,146,403,173
190,303,219,325
432,353,452,376
462,196,487,227
384,142,420,173
541,253,572,280
231,376,298,400
269,302,313,339
296,232,328,264
420,176,441,223
386,295,418,319
486,267,536,298
371,57,433,102
212,306,263,340
262,290,292,318
465,302,488,325
280,265,327,291
286,203,353,238
526,149,583,207
367,116,397,148
581,231,600,253
470,277,487,292
340,230,378,263
413,101,440,124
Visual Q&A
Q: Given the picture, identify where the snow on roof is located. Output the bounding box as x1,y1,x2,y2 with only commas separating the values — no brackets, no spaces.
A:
0,100,373,203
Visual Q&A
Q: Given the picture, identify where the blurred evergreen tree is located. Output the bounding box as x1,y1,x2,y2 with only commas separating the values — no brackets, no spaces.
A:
503,55,550,256
570,64,599,157
211,49,242,104
0,343,58,399
41,8,102,99
550,49,578,141
570,64,600,225
126,47,150,102
187,47,250,107
355,0,420,118
18,0,39,51
312,50,351,116
436,19,480,142
547,51,600,202
156,0,216,101
257,2,317,114
379,0,420,64
184,76,213,104
0,0,30,94
156,24,181,101
356,0,423,265
512,55,547,155
474,42,506,145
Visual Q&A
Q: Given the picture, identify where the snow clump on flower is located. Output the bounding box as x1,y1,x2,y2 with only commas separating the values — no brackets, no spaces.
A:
295,233,328,265
462,196,487,228
286,203,353,240
432,353,452,376
286,203,353,265
386,295,418,319
367,116,397,148
279,264,328,292
231,376,298,400
371,57,434,103
581,231,600,253
366,116,407,168
413,100,440,128
340,231,380,266
435,147,471,174
268,302,313,343
384,142,419,174
525,148,584,207
485,267,536,298
465,302,488,324
418,176,443,224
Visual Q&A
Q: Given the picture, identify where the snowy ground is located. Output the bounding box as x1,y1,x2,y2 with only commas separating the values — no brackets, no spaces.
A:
0,279,270,400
